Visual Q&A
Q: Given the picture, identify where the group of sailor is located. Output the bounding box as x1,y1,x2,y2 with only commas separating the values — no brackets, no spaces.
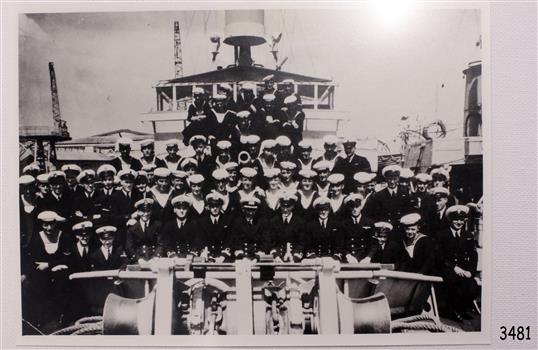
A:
19,80,481,327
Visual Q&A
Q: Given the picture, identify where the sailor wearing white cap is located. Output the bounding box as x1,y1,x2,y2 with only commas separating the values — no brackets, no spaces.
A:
279,161,298,191
280,92,305,145
296,140,314,170
211,169,233,213
424,186,452,236
262,168,282,211
22,163,41,178
275,135,294,162
313,135,340,172
186,174,205,216
311,160,331,197
234,167,264,207
159,139,182,171
398,213,435,275
19,175,37,242
35,173,50,198
183,86,210,146
327,173,346,216
71,169,101,220
410,173,435,214
214,140,232,169
295,169,317,217
111,137,142,172
139,138,165,169
430,167,451,188
397,168,415,194
37,171,73,220
236,82,257,114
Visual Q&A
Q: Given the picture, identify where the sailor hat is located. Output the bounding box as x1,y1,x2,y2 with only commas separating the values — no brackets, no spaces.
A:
414,173,432,183
72,220,93,232
382,165,402,178
141,164,157,172
241,196,260,209
171,170,188,179
282,79,294,84
165,139,180,148
432,186,450,197
116,137,133,147
263,168,281,178
37,173,50,184
240,167,258,178
213,94,226,100
341,136,357,145
262,74,275,81
206,192,225,203
297,140,312,150
275,135,291,147
19,175,35,186
189,135,207,145
223,162,238,171
48,171,66,182
38,211,66,222
374,222,393,232
344,193,365,205
212,169,230,181
263,94,276,102
400,213,422,226
219,83,232,92
96,225,117,238
298,169,317,179
23,164,40,174
153,167,171,178
323,135,338,146
77,169,96,183
261,139,277,150
118,169,137,180
284,95,297,104
136,171,148,180
327,173,345,185
192,87,205,95
246,135,260,144
312,160,332,172
280,161,297,171
399,168,414,180
237,110,251,119
171,195,192,207
446,205,469,219
135,198,155,210
430,168,450,181
241,82,257,91
61,164,82,174
140,139,154,148
313,196,331,208
354,172,376,184
188,174,204,184
216,140,232,150
180,158,198,169
278,190,298,203
97,164,117,177
180,147,196,159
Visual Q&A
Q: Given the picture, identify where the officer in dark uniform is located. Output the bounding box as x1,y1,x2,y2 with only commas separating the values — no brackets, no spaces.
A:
159,195,199,257
110,169,141,246
265,191,306,262
370,221,404,265
228,196,267,260
436,205,480,322
410,173,435,216
125,198,163,262
71,169,102,221
304,196,344,260
110,138,142,172
340,193,376,263
368,165,413,226
90,226,128,270
333,137,372,194
423,186,451,238
61,164,83,195
198,192,232,262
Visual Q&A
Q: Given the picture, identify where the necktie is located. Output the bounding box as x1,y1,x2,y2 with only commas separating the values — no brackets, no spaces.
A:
353,217,357,224
83,247,88,257
322,220,326,229
108,247,112,260
213,218,218,225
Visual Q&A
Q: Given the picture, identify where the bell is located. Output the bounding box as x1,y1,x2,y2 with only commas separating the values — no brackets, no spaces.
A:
102,290,156,335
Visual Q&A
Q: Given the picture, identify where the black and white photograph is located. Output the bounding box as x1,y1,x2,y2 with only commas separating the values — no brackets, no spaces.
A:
12,2,491,346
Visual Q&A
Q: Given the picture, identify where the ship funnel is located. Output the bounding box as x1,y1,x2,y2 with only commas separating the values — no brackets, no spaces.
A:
223,10,266,66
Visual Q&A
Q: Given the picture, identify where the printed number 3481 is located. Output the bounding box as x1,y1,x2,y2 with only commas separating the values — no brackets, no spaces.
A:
500,326,531,341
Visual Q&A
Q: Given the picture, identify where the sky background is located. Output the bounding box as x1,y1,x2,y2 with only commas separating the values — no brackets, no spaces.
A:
19,6,481,145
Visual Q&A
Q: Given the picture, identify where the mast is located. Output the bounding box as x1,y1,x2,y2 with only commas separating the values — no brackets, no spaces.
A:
174,21,183,78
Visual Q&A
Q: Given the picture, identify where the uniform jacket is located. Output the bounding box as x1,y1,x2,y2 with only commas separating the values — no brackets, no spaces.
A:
397,235,436,275
435,228,478,279
228,216,268,259
89,245,127,271
265,214,307,257
158,218,200,257
340,216,376,260
333,154,372,193
197,213,232,259
368,186,413,225
125,220,163,260
304,215,345,259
